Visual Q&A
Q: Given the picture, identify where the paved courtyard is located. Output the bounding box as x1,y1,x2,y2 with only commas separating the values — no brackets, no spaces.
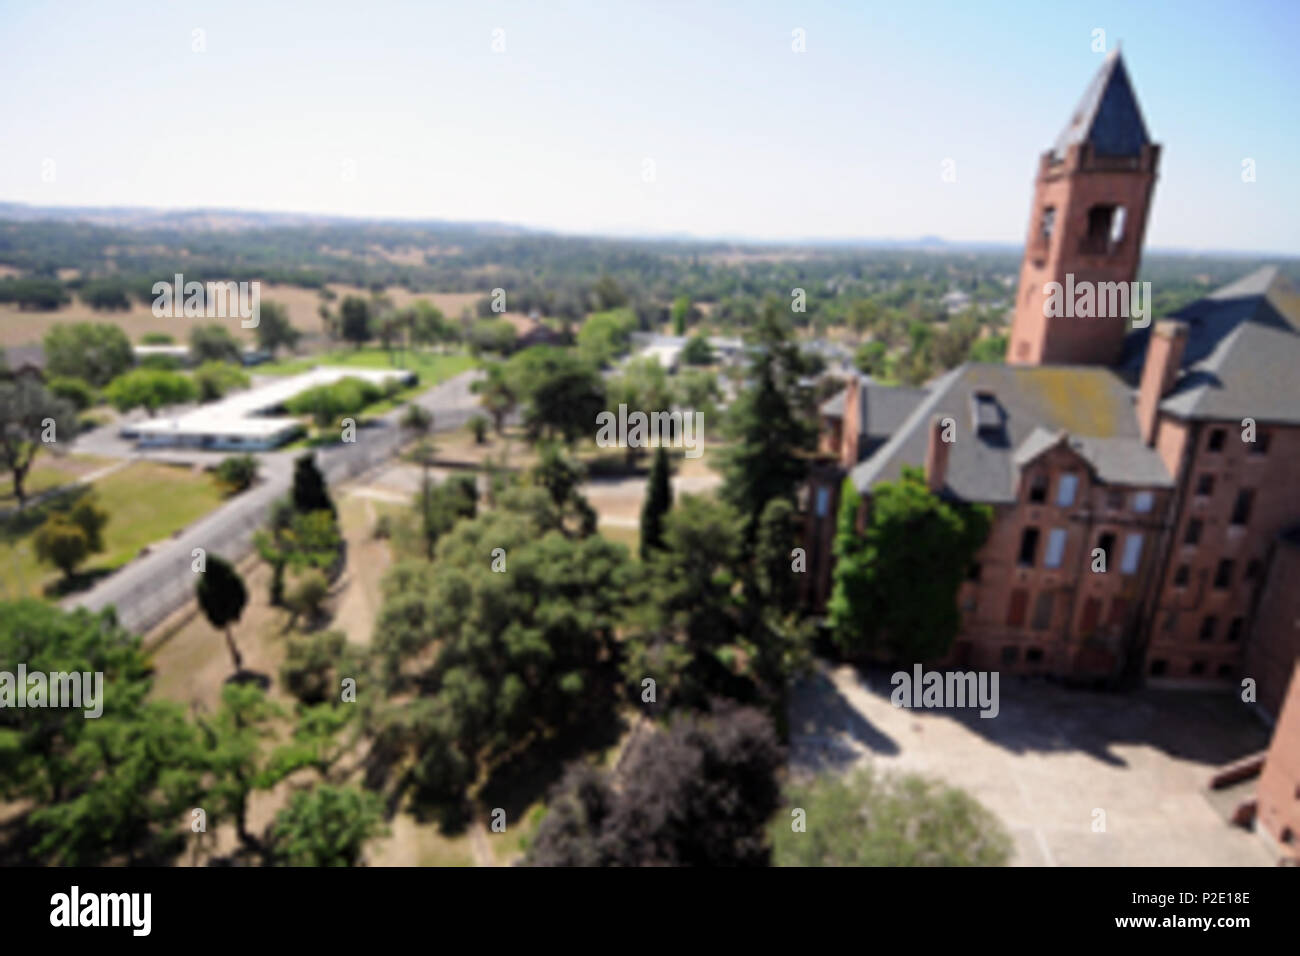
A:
789,662,1275,866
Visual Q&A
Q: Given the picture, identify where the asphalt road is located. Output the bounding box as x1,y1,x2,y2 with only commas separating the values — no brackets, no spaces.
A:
63,369,484,632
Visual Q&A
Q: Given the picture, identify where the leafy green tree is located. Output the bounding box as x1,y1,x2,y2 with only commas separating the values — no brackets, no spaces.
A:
470,362,517,434
196,554,250,672
339,295,372,348
576,307,637,367
828,466,991,662
255,300,301,355
78,278,131,310
214,454,258,494
671,295,694,336
719,301,815,542
140,331,175,345
526,703,784,867
508,346,606,445
189,322,243,365
287,568,330,626
104,367,197,417
268,784,386,866
43,322,132,386
605,356,672,467
415,472,477,559
193,360,250,402
469,414,489,444
680,332,713,365
400,402,432,436
968,334,1008,364
769,769,1012,866
589,275,628,311
287,376,382,428
854,340,890,377
33,495,108,581
673,367,721,418
0,276,68,310
0,378,76,508
640,446,672,560
466,318,516,356
281,629,355,705
198,683,287,848
45,375,96,411
406,301,453,349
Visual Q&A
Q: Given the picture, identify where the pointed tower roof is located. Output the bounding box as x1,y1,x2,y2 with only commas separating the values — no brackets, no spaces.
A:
1052,49,1151,159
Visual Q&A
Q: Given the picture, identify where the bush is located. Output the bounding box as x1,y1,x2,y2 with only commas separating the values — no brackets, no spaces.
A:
469,414,489,444
46,376,96,412
287,568,330,624
281,629,348,704
193,361,251,402
214,454,258,494
140,332,175,345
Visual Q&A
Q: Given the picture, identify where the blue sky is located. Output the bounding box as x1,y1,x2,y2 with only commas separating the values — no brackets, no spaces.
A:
1,0,1297,253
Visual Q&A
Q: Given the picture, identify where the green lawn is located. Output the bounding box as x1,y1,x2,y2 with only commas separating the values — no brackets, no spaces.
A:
0,461,226,600
0,454,113,510
256,348,476,384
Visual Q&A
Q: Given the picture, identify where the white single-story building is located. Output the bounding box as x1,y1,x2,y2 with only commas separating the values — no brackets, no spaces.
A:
122,366,415,451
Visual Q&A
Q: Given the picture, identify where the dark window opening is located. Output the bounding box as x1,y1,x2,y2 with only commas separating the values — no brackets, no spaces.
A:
1190,660,1207,677
1082,204,1120,254
1173,564,1190,587
1213,559,1234,590
1001,645,1019,664
1184,519,1203,546
1026,647,1044,664
1226,617,1243,643
1039,207,1056,244
1207,428,1226,452
1096,532,1116,566
1019,527,1040,567
1199,615,1218,642
1195,474,1214,497
1230,489,1255,527
1217,663,1235,679
1250,430,1271,456
1245,559,1263,581
1028,473,1048,504
1150,659,1168,676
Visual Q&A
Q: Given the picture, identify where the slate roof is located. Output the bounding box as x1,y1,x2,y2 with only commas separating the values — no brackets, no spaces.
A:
850,363,1173,503
820,373,929,459
1053,49,1151,159
1121,266,1300,425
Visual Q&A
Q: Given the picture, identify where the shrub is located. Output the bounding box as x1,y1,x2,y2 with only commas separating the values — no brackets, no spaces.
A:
469,414,489,444
46,376,96,412
287,568,330,625
214,454,258,494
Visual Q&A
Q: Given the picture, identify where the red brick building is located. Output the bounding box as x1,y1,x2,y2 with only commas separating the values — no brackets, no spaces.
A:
803,52,1300,717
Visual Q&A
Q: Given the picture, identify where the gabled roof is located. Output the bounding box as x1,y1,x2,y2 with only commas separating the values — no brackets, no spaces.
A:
1122,266,1300,425
819,372,928,446
850,364,1172,503
1053,49,1151,159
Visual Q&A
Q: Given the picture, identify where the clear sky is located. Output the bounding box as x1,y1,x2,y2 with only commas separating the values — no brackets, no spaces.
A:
2,0,1297,253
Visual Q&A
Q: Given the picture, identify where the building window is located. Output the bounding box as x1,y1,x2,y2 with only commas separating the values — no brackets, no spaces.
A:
1026,647,1044,664
1039,206,1056,243
1018,527,1040,567
1044,528,1067,569
1207,428,1226,452
1218,664,1235,679
1245,559,1263,581
1195,474,1214,497
1056,473,1078,507
1173,564,1190,588
1226,617,1243,643
1213,559,1234,590
1163,610,1178,632
1096,532,1116,567
814,486,830,518
1184,518,1203,546
1190,660,1207,677
1106,489,1124,510
1249,430,1271,456
1031,591,1054,630
1028,473,1048,504
1001,645,1019,664
1230,489,1254,527
1133,490,1154,513
1150,659,1168,676
1120,533,1143,575
1006,589,1028,628
1199,615,1217,642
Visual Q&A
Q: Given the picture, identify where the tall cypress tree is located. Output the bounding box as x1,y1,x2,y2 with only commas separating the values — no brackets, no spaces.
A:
640,446,672,560
292,452,335,516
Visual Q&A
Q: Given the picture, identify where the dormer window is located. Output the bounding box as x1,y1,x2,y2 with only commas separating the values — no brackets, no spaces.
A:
971,391,1003,437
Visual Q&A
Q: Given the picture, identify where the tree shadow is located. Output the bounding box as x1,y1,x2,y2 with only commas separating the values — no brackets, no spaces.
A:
224,670,272,691
41,567,113,598
787,666,900,774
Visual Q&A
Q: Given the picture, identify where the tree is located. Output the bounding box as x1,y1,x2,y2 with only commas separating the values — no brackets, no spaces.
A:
189,323,243,365
400,402,432,437
45,375,96,412
470,362,517,434
469,414,489,444
43,322,132,386
281,629,353,705
407,301,453,350
605,356,672,467
576,307,636,367
339,295,372,348
193,360,250,402
828,466,991,662
671,295,693,336
769,768,1012,866
196,555,249,672
719,300,816,542
466,318,516,356
640,446,672,560
33,495,108,581
854,339,890,377
268,785,386,866
255,300,301,355
0,378,76,508
415,472,477,559
508,346,606,445
79,278,131,311
968,334,1008,364
287,568,330,626
214,454,258,495
681,332,713,365
199,683,287,848
104,367,197,417
292,452,335,516
525,703,784,867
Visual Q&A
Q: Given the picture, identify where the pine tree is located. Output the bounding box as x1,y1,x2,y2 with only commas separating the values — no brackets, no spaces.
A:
640,446,672,560
291,452,335,516
196,555,250,673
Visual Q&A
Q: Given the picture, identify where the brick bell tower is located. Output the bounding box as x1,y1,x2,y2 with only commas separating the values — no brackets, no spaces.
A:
1007,49,1160,367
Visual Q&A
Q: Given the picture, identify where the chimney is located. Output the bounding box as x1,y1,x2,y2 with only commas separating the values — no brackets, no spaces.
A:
925,415,950,493
1137,321,1188,445
840,375,863,468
